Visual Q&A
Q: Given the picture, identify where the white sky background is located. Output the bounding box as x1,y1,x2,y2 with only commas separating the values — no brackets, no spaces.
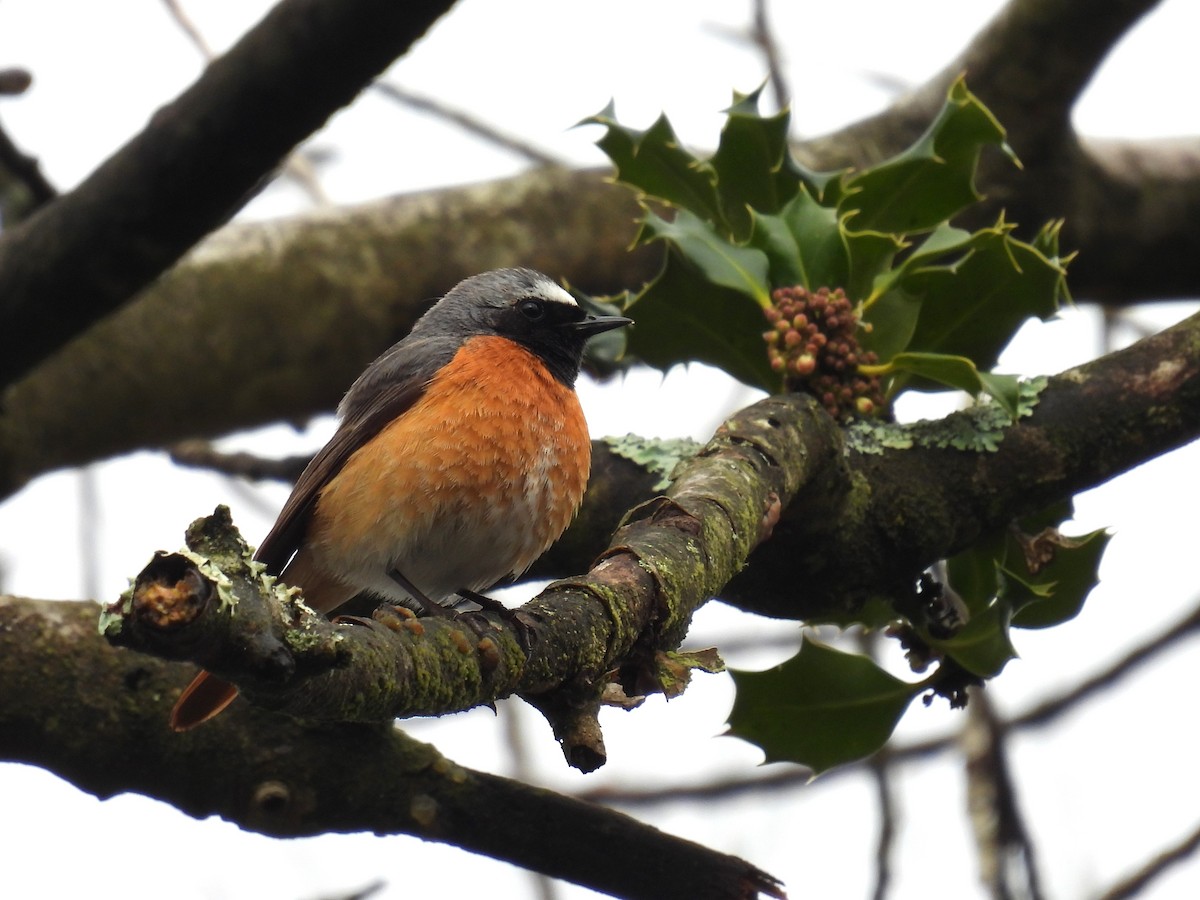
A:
1,1,1199,898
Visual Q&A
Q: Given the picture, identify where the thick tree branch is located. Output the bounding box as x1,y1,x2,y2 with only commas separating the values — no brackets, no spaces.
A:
0,169,654,499
98,307,1200,759
0,596,783,900
85,307,1200,758
3,3,1197,894
799,0,1160,171
724,306,1200,619
3,1,1198,494
922,0,1158,151
0,0,458,388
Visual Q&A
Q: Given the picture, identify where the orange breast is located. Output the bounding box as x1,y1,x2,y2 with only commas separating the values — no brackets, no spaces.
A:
303,335,591,603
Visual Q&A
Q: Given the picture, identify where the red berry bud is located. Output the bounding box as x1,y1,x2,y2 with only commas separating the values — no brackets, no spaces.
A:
793,354,816,376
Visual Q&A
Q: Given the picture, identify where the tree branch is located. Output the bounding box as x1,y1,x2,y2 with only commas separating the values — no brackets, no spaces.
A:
80,306,1200,765
1097,819,1200,900
801,0,1200,305
0,0,458,388
168,440,313,483
724,306,1200,619
0,168,655,499
0,595,783,900
97,305,1200,765
101,395,836,762
4,0,1198,495
0,108,57,221
963,691,1045,900
930,0,1159,147
371,81,564,167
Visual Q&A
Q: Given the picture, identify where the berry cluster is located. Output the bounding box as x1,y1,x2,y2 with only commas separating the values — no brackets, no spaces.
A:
762,285,885,419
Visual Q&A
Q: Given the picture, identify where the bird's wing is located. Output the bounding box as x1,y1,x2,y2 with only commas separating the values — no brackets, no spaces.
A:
253,336,459,574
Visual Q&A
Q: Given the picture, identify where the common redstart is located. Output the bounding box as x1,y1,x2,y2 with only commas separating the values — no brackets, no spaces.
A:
170,268,631,730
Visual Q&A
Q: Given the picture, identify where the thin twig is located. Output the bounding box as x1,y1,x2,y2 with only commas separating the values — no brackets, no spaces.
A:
1014,601,1200,730
854,630,897,900
751,0,790,109
1096,820,1200,900
306,881,386,900
963,690,1044,900
371,81,562,167
502,707,561,900
160,0,216,58
169,439,312,483
868,754,896,900
159,0,330,205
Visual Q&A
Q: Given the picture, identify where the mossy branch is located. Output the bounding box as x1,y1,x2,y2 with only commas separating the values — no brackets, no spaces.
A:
2,596,783,900
724,306,1200,619
102,394,842,768
103,302,1200,744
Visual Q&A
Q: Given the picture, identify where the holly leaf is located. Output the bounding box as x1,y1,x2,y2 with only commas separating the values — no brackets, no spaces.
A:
946,530,1006,617
947,501,1110,635
927,593,1018,678
843,225,905,304
625,250,778,390
898,222,1066,371
840,77,1014,234
747,210,805,288
710,86,798,236
589,83,1070,410
858,285,922,363
638,208,770,305
873,352,1021,416
749,189,848,291
583,103,725,227
1010,528,1110,629
727,637,923,773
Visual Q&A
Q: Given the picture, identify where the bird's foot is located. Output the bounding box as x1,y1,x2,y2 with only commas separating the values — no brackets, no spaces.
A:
456,589,536,653
387,567,456,618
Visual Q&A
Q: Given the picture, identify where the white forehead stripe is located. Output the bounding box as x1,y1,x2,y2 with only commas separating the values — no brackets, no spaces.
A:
535,279,579,308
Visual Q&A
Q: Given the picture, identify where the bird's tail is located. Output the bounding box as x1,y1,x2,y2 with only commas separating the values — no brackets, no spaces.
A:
169,671,239,731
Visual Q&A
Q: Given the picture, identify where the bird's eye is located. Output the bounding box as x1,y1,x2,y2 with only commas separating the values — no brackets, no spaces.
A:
518,299,545,321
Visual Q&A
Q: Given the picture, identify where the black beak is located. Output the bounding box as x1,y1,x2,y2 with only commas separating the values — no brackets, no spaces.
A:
566,313,633,337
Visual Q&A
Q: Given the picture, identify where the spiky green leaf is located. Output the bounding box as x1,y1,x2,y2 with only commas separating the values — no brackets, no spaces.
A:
926,598,1018,678
624,250,778,390
841,78,1014,234
948,500,1109,635
638,208,770,304
583,104,725,226
748,189,849,291
875,352,1021,415
897,223,1066,371
728,638,922,773
843,225,905,303
710,86,798,235
1010,529,1110,629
